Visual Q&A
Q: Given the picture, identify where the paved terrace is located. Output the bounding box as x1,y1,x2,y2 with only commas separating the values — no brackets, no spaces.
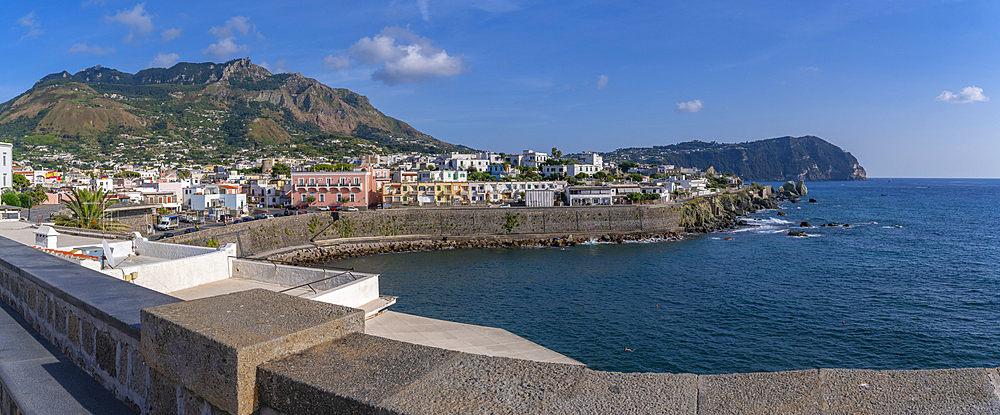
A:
2,234,1000,414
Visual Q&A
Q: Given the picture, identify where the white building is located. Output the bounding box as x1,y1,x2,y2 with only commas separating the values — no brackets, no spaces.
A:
572,152,603,167
183,184,247,213
418,170,468,182
506,150,548,168
469,180,566,203
565,186,615,206
540,163,602,177
434,153,492,172
0,142,11,190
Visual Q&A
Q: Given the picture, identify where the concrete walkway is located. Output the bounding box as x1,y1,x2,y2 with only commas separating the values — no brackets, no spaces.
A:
365,311,582,366
0,301,133,414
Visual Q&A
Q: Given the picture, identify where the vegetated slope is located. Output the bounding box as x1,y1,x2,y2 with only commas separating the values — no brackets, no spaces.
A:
605,136,867,181
0,58,470,163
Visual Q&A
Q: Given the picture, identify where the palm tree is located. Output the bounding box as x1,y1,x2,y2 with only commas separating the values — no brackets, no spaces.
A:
54,187,125,230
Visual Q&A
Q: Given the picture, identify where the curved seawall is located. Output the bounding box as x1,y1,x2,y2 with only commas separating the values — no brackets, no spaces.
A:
166,187,776,262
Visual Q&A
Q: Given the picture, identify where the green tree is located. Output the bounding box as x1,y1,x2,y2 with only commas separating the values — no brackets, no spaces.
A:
114,171,141,178
177,169,191,179
1,191,19,207
551,147,563,159
618,161,638,170
12,174,30,191
271,163,291,177
627,173,643,182
54,187,125,230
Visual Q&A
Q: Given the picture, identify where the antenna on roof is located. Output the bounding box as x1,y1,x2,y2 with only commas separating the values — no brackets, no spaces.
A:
102,240,120,269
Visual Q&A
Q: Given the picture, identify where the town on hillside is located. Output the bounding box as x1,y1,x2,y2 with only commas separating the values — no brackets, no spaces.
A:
1,142,743,234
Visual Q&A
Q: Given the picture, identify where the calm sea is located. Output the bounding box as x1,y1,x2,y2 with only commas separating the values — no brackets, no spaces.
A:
332,179,1000,374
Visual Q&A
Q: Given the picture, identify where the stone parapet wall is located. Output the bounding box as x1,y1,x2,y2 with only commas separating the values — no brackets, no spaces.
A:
1,241,999,414
0,236,215,415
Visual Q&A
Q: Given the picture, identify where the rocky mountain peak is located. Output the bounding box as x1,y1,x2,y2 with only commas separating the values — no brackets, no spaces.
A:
220,58,272,82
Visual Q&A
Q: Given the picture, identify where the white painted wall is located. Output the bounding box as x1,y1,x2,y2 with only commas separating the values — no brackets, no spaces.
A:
309,275,380,309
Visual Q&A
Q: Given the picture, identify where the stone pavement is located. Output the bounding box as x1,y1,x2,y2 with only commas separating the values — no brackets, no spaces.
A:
366,311,582,365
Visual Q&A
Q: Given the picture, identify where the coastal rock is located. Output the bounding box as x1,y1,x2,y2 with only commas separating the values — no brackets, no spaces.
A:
787,230,808,237
808,198,817,203
843,224,850,227
795,181,808,196
800,221,811,227
776,211,787,216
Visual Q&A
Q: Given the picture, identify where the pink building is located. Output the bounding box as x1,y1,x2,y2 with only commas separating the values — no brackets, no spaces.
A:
291,168,379,209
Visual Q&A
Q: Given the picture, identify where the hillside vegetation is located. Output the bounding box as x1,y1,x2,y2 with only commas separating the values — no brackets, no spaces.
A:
0,58,470,167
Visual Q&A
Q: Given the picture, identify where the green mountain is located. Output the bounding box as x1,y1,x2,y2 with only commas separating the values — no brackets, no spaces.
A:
0,58,470,167
604,136,867,181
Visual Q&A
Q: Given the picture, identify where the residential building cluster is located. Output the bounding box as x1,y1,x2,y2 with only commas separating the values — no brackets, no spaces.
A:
1,141,739,220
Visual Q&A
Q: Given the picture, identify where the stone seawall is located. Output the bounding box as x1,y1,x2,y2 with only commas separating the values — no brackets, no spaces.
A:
271,231,685,264
164,187,777,261
166,204,685,257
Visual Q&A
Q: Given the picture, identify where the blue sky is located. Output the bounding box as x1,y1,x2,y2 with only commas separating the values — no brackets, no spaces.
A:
3,0,998,177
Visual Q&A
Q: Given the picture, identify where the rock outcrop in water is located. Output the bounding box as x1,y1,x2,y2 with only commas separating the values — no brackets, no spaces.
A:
775,181,808,198
677,186,778,232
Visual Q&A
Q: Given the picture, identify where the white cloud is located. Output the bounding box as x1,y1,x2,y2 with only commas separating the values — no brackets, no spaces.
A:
347,26,465,84
596,74,609,90
203,16,260,60
17,12,43,39
149,52,179,68
323,55,352,69
936,86,989,104
203,38,246,59
676,99,704,113
107,3,155,43
418,0,431,22
263,59,290,73
68,43,115,55
161,27,182,41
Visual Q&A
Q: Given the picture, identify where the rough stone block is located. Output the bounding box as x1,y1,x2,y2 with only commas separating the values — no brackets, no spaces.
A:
697,369,822,415
149,369,177,415
129,343,147,398
141,288,363,415
555,370,698,414
820,368,1000,414
82,318,95,357
117,341,128,386
96,329,117,379
181,387,205,415
258,333,462,414
68,312,79,346
54,304,66,335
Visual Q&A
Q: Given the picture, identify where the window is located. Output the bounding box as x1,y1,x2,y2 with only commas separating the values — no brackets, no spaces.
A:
354,177,360,185
339,178,346,185
309,178,315,185
350,193,355,202
319,194,325,202
298,178,304,185
403,186,408,191
326,178,332,185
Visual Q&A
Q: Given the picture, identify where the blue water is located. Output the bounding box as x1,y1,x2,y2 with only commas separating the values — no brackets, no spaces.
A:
333,179,1000,374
